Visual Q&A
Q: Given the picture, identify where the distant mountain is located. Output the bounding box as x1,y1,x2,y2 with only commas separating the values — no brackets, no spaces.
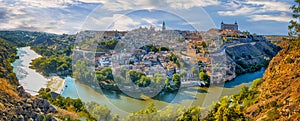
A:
0,30,75,46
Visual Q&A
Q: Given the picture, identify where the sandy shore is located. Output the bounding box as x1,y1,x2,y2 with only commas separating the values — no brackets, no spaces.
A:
47,76,66,94
12,47,65,95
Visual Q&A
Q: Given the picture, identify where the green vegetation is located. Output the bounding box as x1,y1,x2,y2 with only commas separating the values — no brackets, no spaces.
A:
96,68,114,82
199,71,210,86
85,102,114,121
38,88,96,120
0,31,75,47
139,44,170,53
172,74,181,88
30,56,72,76
125,103,202,121
29,43,74,77
199,71,208,81
205,78,263,120
286,57,294,64
169,53,181,67
176,106,201,121
266,108,280,121
31,44,73,57
0,38,19,85
98,40,119,51
288,0,300,49
73,60,93,84
163,74,181,92
201,41,207,48
128,70,149,87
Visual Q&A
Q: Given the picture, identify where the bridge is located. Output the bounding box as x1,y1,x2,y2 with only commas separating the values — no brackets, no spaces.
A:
181,78,206,87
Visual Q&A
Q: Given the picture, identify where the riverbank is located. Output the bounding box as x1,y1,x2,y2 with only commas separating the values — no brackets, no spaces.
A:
47,76,66,94
12,47,65,95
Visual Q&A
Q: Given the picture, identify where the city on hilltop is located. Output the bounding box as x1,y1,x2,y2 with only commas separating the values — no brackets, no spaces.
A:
72,20,277,92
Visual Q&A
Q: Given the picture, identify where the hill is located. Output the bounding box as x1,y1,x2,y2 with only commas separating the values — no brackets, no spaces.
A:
244,39,300,120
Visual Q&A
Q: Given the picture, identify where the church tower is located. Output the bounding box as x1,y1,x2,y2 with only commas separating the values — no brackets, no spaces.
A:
162,21,166,31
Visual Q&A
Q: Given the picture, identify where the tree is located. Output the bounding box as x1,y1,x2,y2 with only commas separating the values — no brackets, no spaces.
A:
289,1,300,48
86,102,112,121
172,74,181,88
199,71,208,81
176,106,201,121
201,41,207,48
289,1,300,37
138,76,151,87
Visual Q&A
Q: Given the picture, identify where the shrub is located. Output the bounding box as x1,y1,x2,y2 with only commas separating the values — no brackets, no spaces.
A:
251,78,263,89
267,108,280,121
286,57,294,64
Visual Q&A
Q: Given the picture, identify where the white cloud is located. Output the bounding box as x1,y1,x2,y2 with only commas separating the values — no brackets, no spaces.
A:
112,15,141,30
217,0,292,22
250,13,292,22
218,0,291,16
0,0,291,34
245,0,291,13
98,0,220,11
84,14,141,31
2,0,103,8
100,0,159,11
0,1,85,34
165,0,220,9
141,18,159,27
4,0,74,8
77,0,104,3
218,6,255,16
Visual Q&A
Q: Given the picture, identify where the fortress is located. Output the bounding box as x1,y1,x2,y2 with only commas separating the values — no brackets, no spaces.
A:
221,21,238,31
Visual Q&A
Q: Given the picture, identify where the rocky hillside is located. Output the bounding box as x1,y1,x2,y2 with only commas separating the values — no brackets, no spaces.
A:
226,41,280,75
245,39,300,120
0,82,59,120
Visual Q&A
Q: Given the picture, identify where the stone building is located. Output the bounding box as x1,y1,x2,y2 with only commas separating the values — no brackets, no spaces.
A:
221,21,238,31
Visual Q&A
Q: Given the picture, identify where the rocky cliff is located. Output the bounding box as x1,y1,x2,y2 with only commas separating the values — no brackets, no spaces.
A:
225,41,280,75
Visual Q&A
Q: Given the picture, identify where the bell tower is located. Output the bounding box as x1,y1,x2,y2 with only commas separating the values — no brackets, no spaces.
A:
162,21,166,31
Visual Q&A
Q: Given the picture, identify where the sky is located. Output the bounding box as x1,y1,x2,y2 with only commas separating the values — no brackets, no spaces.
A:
0,0,295,35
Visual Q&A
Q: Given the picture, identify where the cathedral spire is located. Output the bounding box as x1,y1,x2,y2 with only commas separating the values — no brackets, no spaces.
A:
162,21,166,31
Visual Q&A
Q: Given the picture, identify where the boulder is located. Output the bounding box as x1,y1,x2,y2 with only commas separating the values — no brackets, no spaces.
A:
48,106,57,113
16,86,31,98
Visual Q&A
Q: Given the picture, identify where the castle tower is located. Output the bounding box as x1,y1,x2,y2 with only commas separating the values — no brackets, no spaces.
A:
162,21,166,31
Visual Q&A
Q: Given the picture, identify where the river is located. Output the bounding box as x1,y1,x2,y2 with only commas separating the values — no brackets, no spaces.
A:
13,47,266,117
61,68,265,117
12,47,49,95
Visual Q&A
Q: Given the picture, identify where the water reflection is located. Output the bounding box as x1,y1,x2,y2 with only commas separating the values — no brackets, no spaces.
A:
61,67,266,117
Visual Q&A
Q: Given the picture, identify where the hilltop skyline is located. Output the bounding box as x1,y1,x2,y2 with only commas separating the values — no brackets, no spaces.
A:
0,0,294,35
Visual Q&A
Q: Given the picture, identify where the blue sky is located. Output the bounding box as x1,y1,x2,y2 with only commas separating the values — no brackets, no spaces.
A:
0,0,294,35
